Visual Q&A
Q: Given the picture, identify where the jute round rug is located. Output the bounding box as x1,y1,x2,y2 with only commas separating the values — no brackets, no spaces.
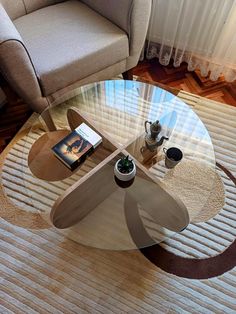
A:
162,160,225,223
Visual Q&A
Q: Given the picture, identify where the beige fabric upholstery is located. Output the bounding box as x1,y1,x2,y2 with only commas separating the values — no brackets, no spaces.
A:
48,60,127,105
0,4,48,112
14,0,129,96
81,0,152,70
81,0,133,35
0,4,22,42
23,0,65,14
126,0,152,68
0,0,26,20
0,0,152,112
0,0,65,19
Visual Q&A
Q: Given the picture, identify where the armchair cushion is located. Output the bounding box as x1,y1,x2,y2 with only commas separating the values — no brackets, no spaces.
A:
14,0,129,96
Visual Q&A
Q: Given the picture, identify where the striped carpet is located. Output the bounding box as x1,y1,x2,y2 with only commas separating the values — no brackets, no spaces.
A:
160,92,236,258
0,91,236,313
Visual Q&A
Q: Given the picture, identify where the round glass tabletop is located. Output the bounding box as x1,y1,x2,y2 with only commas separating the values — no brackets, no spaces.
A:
23,80,216,250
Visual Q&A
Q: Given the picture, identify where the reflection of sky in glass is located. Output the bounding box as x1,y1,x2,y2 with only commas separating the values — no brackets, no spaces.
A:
105,80,139,116
148,88,168,120
100,81,213,159
147,88,210,142
159,111,178,138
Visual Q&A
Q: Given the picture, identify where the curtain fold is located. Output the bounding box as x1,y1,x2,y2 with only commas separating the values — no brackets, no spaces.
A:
146,0,236,82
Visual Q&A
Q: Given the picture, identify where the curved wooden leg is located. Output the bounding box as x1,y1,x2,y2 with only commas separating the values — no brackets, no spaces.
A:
122,69,133,80
41,109,57,131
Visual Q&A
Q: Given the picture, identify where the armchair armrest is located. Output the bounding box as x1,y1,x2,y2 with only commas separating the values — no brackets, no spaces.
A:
0,4,46,112
82,0,152,68
128,0,152,59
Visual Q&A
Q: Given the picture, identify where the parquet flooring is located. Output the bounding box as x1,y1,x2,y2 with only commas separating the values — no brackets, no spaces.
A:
0,78,32,153
133,59,236,106
1,59,236,152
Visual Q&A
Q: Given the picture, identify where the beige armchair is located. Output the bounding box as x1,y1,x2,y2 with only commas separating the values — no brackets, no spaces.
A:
0,0,151,113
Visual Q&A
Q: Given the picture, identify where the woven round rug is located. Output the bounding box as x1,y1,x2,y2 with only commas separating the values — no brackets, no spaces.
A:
162,160,225,223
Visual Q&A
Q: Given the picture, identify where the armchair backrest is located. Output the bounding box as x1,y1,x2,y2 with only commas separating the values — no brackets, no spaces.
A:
0,0,25,20
0,0,65,20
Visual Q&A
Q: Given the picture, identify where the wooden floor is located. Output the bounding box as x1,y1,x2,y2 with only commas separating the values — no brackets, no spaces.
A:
0,80,32,153
1,58,236,153
133,59,236,106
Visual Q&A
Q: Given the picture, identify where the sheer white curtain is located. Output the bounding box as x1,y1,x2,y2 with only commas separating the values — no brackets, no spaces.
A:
147,0,236,82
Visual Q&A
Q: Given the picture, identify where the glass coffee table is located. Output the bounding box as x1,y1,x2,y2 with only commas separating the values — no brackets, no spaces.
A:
24,80,216,250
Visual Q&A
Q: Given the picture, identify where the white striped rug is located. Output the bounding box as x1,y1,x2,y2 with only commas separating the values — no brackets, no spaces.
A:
161,92,236,258
0,91,236,313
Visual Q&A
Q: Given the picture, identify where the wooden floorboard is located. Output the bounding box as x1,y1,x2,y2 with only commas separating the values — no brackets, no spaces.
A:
1,59,236,153
133,59,236,107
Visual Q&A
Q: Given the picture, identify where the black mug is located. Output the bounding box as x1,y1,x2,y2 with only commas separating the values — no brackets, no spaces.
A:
163,147,183,169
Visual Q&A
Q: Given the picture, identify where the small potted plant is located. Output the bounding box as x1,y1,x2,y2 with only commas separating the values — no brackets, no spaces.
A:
114,155,136,184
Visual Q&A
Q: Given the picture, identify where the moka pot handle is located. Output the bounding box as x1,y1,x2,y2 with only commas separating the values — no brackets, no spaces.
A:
145,121,152,134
